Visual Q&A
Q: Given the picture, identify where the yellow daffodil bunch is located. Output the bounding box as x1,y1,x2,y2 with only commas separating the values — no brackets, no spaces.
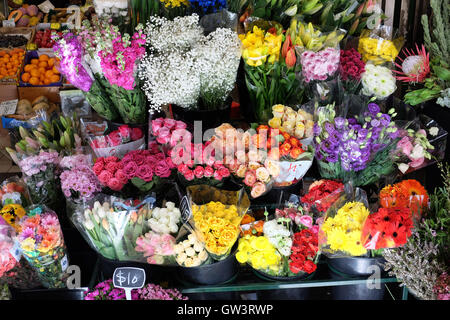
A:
160,0,189,8
239,26,283,67
321,201,370,256
235,235,281,273
358,30,404,64
192,201,243,258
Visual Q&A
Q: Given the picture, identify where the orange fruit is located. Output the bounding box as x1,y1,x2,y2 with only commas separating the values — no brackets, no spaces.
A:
30,69,40,78
48,58,55,67
21,72,31,82
40,74,45,82
38,61,48,69
38,81,44,85
50,75,60,83
39,54,49,61
38,67,46,74
31,59,39,65
24,64,33,72
45,70,54,78
29,77,39,85
44,78,52,85
52,66,60,74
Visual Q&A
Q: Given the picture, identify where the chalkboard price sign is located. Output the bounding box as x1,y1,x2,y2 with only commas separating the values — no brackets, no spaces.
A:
180,195,192,224
113,267,146,300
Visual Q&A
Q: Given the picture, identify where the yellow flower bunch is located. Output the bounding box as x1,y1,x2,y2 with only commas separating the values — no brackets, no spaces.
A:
192,201,242,256
321,201,370,256
358,37,402,64
160,0,189,8
235,235,281,272
0,204,26,232
239,26,283,67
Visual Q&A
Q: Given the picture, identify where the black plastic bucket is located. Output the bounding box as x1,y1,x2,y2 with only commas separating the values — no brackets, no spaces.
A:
254,270,316,300
177,246,239,286
327,257,386,300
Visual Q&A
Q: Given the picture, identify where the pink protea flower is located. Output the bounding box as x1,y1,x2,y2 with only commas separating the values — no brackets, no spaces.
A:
393,44,430,83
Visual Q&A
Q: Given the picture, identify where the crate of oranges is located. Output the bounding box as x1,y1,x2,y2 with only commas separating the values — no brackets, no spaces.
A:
20,51,62,87
0,48,25,85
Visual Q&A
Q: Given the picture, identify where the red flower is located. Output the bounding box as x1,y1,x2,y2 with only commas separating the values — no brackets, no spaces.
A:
184,169,195,181
193,166,204,179
204,166,214,177
303,260,317,274
289,261,303,274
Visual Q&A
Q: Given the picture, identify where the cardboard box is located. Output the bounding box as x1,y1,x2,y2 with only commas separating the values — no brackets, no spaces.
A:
0,85,18,150
18,85,61,103
0,27,35,51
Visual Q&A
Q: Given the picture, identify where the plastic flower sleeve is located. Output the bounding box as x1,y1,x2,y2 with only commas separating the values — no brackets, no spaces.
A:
318,182,371,258
71,194,157,263
358,25,405,65
0,176,30,207
17,205,70,288
0,217,19,279
185,185,250,261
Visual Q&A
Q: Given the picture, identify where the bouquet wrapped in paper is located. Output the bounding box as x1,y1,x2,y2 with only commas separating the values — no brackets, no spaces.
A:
358,25,404,65
186,185,250,261
17,205,70,288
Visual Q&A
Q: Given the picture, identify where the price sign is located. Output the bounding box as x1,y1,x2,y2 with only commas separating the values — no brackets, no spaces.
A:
2,19,15,28
180,195,192,224
113,267,146,300
0,99,18,116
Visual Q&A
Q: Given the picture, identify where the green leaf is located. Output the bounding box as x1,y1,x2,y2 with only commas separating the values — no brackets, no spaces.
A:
433,65,450,81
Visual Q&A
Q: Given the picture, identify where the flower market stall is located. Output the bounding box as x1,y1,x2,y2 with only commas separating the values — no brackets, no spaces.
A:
0,0,448,302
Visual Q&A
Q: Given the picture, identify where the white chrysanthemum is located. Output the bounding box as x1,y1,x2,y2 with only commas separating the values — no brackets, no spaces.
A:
361,64,397,99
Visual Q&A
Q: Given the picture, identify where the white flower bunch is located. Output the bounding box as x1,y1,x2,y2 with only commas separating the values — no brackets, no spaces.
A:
437,88,450,108
94,0,128,17
263,220,292,257
192,28,241,110
139,50,200,112
147,202,182,234
144,14,204,54
361,64,397,100
174,233,209,267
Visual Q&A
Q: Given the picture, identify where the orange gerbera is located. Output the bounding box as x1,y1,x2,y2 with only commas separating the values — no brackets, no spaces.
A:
379,184,409,208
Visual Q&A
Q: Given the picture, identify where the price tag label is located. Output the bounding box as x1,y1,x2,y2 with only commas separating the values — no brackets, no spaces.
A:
113,267,146,300
180,195,192,224
2,19,15,28
60,255,69,271
0,100,18,116
9,241,22,262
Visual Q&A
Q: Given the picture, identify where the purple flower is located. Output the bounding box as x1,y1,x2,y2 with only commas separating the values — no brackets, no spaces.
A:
371,119,380,127
368,103,380,115
313,123,321,135
334,117,346,129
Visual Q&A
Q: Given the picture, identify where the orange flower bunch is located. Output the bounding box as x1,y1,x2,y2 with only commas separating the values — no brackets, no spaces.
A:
379,179,429,219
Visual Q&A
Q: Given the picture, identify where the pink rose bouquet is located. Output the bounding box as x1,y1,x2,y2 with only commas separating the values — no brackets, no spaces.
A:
89,125,145,158
301,48,340,83
151,117,189,149
135,232,177,265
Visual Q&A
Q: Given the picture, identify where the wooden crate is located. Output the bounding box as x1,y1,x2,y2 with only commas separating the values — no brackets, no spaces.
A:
0,27,35,50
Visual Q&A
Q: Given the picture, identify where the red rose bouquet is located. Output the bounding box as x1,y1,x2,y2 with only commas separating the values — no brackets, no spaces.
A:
289,229,319,275
89,125,145,158
361,207,414,250
301,179,344,213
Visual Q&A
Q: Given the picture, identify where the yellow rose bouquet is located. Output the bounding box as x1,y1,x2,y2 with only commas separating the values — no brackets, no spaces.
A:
358,26,405,65
239,21,304,123
187,185,250,260
236,235,282,274
318,185,371,257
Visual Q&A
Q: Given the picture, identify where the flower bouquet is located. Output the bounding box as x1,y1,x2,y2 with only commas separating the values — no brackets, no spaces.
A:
358,25,404,65
0,216,41,290
209,123,280,198
71,195,155,262
300,179,344,214
174,233,212,268
186,185,250,261
313,102,407,186
361,63,397,100
17,151,61,207
379,179,429,220
0,176,30,207
339,48,366,94
89,125,146,158
268,104,315,143
150,118,189,149
17,205,70,288
84,279,188,300
239,22,303,123
0,204,26,232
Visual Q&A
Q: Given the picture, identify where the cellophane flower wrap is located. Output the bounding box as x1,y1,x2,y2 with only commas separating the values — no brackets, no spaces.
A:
318,184,371,258
0,216,41,290
187,185,250,261
339,48,366,94
361,63,397,100
313,102,406,186
17,205,69,288
358,26,405,65
97,22,147,124
300,179,344,215
239,22,303,123
89,125,146,158
54,30,118,122
0,176,30,207
17,151,61,207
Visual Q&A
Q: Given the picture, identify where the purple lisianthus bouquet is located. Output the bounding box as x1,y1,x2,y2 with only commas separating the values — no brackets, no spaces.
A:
18,151,61,207
313,102,405,186
60,154,102,202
